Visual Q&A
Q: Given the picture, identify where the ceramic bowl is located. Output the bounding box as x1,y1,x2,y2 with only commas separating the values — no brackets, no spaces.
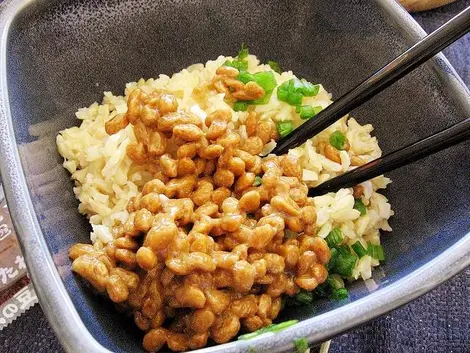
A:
0,0,469,352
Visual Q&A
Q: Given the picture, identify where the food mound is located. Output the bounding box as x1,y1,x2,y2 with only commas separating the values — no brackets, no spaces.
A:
57,48,393,352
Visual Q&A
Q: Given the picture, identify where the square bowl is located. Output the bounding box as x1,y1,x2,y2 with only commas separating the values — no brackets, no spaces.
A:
1,0,470,352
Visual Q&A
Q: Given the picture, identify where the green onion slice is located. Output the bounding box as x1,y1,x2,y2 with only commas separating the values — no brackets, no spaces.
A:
233,101,249,112
277,120,294,138
332,246,357,277
353,198,367,216
327,274,345,290
368,242,385,261
237,42,249,60
325,227,343,248
300,79,320,96
238,320,298,340
329,131,347,150
237,71,254,84
223,59,248,71
296,105,323,120
351,241,368,258
294,290,313,305
253,71,277,92
331,288,349,300
293,337,309,353
253,176,262,187
326,247,338,271
268,60,281,73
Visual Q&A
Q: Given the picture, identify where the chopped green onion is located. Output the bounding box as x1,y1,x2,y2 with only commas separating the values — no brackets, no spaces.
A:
331,288,349,300
353,199,367,216
237,71,254,84
294,290,313,305
300,79,320,96
326,247,338,271
368,242,385,261
325,227,343,248
253,71,277,92
248,347,256,353
277,83,289,102
296,105,322,120
314,282,331,298
327,274,344,290
287,91,303,106
293,337,309,353
351,241,368,258
329,131,347,150
277,80,303,106
237,42,249,61
268,60,281,73
277,120,294,138
238,320,298,340
253,176,262,187
223,59,248,71
316,276,348,299
332,248,357,277
233,101,249,112
298,105,315,120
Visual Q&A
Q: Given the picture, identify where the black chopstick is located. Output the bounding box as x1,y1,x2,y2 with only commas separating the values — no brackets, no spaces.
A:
270,6,470,156
308,117,470,197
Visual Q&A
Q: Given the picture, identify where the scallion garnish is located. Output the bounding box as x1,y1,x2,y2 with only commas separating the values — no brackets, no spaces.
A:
300,79,320,96
327,274,344,290
237,71,254,84
238,320,298,340
253,176,262,186
233,101,249,112
253,71,277,92
294,290,313,305
223,59,248,72
293,337,309,353
331,287,349,300
367,242,385,261
331,246,357,277
277,120,294,138
325,227,343,248
223,44,250,72
295,105,323,120
238,42,249,61
351,241,368,258
326,247,338,271
268,60,282,73
277,79,303,106
277,78,320,106
329,131,347,150
353,198,367,216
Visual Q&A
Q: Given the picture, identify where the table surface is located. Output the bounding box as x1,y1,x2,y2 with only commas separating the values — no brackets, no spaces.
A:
2,1,470,352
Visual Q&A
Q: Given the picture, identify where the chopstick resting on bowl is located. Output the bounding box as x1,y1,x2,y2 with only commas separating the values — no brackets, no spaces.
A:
308,117,470,196
268,6,470,195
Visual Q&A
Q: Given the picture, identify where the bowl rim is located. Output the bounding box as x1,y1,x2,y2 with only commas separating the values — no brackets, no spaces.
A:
1,0,469,352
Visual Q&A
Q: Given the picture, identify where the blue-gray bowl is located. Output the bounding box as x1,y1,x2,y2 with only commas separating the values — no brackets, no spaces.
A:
0,0,469,352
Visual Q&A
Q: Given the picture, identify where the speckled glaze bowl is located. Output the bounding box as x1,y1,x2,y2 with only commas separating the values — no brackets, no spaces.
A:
0,0,469,352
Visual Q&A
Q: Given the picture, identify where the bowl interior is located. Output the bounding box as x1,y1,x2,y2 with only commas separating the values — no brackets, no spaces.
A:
6,0,470,351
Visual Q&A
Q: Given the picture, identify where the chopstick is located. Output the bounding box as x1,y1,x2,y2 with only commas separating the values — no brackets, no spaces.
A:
308,117,470,197
270,6,470,156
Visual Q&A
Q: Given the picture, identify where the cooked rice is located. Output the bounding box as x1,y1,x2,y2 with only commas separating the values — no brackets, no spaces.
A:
56,55,393,281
